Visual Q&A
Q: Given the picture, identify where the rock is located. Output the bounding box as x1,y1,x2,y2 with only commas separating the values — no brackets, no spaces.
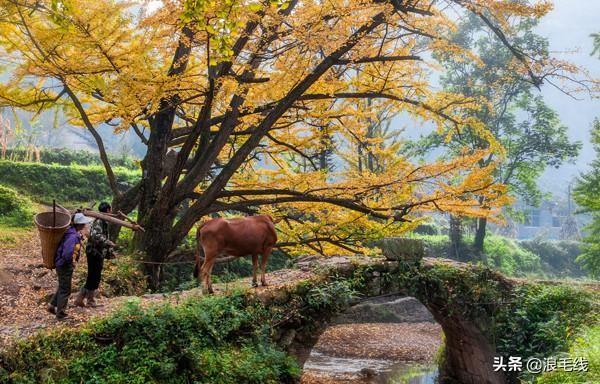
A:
360,367,378,378
334,296,435,324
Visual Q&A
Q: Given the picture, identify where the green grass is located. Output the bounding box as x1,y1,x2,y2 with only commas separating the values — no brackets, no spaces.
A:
0,185,36,229
0,225,31,246
484,236,541,276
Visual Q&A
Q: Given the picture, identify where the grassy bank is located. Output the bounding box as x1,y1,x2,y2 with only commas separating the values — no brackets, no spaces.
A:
0,293,300,384
0,160,139,204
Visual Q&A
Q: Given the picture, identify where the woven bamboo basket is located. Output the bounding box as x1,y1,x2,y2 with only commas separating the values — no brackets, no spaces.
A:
34,211,71,269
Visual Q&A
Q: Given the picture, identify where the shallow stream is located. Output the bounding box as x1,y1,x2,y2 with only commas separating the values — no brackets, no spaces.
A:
303,349,438,383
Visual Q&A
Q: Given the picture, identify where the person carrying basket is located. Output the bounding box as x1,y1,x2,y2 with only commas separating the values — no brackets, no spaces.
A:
47,212,92,320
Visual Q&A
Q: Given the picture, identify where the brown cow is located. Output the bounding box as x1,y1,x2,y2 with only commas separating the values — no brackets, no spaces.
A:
193,215,277,294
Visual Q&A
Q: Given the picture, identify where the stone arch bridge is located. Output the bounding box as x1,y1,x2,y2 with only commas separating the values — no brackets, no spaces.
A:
249,238,516,384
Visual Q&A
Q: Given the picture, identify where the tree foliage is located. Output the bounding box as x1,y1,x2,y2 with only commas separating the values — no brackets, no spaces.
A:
574,119,600,278
0,0,569,284
415,14,580,252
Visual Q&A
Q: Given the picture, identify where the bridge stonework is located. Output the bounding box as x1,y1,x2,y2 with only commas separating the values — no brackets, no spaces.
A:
258,239,513,384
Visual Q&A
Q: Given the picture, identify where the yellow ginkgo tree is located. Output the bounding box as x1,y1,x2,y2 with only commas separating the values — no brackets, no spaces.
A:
0,0,562,285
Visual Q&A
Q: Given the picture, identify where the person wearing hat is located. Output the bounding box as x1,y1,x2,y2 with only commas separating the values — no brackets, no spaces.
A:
74,202,115,307
47,212,92,319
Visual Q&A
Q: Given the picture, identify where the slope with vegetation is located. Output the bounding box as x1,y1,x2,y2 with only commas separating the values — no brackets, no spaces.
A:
413,233,586,278
0,160,139,204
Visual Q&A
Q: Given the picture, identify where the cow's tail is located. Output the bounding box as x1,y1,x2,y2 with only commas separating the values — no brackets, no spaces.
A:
193,223,206,278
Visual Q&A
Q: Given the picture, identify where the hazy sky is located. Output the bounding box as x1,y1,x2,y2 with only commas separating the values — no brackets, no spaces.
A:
535,0,599,195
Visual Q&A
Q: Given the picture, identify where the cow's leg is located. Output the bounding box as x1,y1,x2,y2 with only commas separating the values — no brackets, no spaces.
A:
200,244,217,294
199,257,211,294
251,254,259,287
205,256,217,294
260,247,272,286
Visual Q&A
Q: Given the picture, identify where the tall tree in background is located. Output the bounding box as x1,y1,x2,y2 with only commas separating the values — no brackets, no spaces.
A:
574,34,600,277
574,119,600,278
0,0,572,286
422,15,581,254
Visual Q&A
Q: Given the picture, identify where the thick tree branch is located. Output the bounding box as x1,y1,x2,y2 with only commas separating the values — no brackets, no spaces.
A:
173,1,301,203
335,55,421,65
63,84,120,196
298,92,462,125
172,12,389,240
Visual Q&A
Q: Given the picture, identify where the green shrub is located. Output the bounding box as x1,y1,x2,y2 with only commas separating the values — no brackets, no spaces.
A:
495,284,596,361
0,185,35,227
409,234,449,258
377,237,425,262
0,293,300,384
535,325,600,384
0,160,139,203
484,236,541,276
410,234,543,276
575,215,600,279
519,239,585,278
413,223,441,235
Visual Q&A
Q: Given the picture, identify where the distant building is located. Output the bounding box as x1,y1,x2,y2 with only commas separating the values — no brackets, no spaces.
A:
514,200,582,240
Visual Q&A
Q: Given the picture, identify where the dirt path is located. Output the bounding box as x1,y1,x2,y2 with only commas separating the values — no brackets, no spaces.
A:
0,232,115,346
0,230,314,349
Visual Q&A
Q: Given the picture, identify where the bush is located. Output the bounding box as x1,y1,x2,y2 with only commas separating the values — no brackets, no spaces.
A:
413,223,441,235
519,239,585,278
535,325,600,384
410,234,542,276
0,160,139,203
0,185,35,227
0,293,300,384
377,237,425,262
484,236,541,276
4,147,138,169
409,234,449,258
496,285,596,361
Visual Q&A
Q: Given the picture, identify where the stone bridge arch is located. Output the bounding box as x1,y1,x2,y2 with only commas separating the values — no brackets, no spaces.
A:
257,239,514,384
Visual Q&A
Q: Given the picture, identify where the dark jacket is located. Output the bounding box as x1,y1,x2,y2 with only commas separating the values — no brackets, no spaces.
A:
86,219,112,258
55,227,83,268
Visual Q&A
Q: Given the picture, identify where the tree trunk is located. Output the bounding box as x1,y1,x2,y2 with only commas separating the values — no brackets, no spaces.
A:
473,217,487,254
449,215,463,260
135,210,179,289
